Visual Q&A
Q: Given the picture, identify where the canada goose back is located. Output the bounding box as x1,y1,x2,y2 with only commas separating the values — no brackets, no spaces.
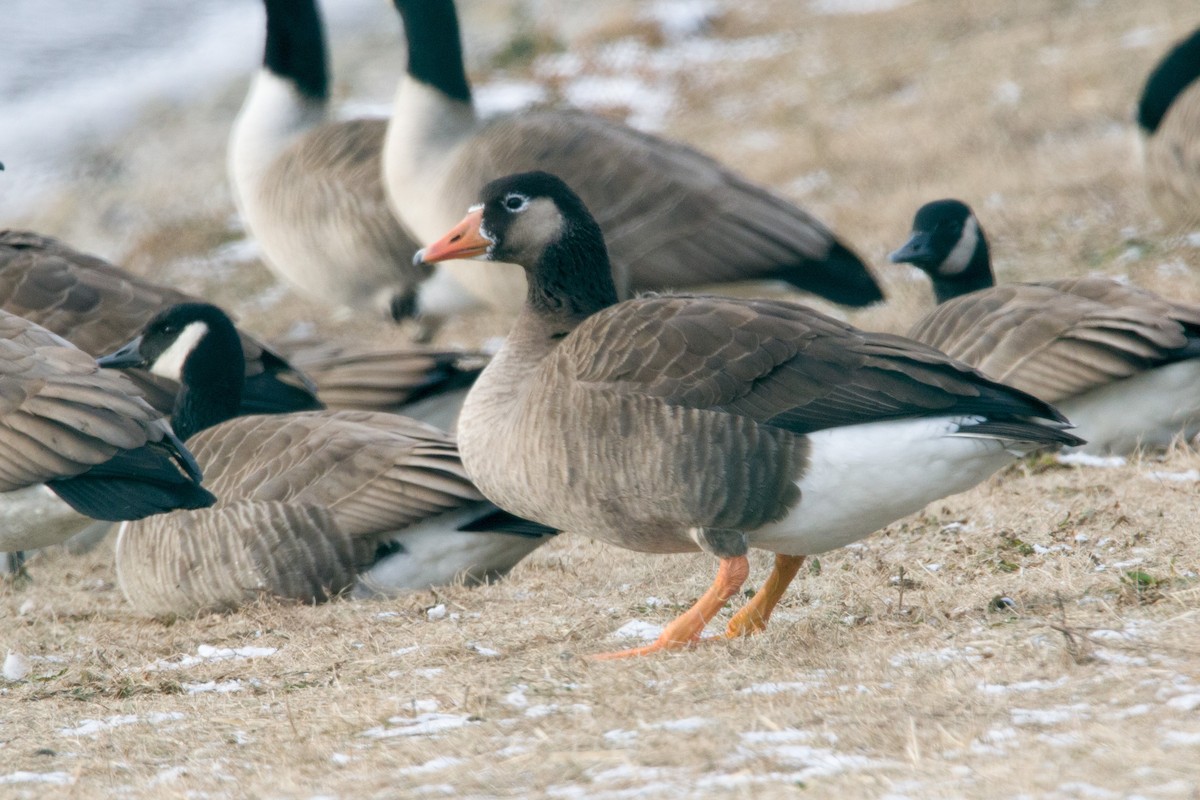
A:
230,0,428,321
385,0,881,314
1138,27,1200,231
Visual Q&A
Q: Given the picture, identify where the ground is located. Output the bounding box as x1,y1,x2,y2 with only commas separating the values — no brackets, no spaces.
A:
3,0,1200,797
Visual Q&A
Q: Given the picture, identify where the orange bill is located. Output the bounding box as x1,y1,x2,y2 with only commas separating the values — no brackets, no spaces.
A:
415,207,491,264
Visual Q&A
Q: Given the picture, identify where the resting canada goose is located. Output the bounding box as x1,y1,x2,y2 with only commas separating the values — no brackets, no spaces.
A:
1137,27,1200,232
0,310,213,557
415,171,1081,659
228,0,430,322
383,0,882,315
96,303,555,615
0,229,321,416
890,199,1200,454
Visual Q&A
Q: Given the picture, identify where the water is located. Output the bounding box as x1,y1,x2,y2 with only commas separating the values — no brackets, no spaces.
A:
1,0,381,217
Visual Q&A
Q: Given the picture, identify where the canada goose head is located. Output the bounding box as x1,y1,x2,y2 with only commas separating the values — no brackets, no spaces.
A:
98,303,246,440
889,199,994,304
1137,28,1200,136
416,171,618,319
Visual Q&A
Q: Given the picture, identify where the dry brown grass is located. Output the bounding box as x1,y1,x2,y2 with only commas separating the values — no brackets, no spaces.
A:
4,0,1200,797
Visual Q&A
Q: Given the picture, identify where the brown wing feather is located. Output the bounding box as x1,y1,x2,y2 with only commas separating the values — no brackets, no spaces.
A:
182,410,481,538
908,278,1200,402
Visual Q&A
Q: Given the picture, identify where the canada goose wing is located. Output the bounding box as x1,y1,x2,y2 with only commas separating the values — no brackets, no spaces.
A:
277,337,485,411
0,312,165,490
186,410,482,536
118,499,368,616
0,230,321,414
908,278,1200,403
556,294,1070,438
259,118,428,286
447,110,878,304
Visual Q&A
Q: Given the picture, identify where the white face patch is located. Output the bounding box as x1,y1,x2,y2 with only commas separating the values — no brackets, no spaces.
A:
148,321,209,381
938,215,979,276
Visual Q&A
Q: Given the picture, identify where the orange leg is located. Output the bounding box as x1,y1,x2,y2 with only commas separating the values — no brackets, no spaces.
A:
724,554,805,638
591,555,750,660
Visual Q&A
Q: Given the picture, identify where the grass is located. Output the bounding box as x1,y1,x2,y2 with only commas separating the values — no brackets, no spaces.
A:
4,0,1200,797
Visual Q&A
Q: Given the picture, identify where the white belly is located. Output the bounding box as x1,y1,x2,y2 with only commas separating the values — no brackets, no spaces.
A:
750,417,1029,555
1057,360,1200,455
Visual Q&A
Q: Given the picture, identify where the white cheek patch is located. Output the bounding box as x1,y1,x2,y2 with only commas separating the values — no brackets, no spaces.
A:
939,215,979,276
148,321,209,381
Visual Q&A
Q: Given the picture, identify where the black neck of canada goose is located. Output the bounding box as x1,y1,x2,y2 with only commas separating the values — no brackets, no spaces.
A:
263,0,329,102
1138,28,1200,135
100,304,247,442
393,0,472,104
889,199,994,304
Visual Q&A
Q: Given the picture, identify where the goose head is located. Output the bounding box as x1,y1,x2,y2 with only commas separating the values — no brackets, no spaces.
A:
415,171,618,319
889,199,994,303
98,303,246,439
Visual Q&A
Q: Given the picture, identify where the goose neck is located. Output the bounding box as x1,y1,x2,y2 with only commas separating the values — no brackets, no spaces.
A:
394,0,472,104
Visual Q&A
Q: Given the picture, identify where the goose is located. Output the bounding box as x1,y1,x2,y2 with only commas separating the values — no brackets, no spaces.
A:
383,0,883,316
95,303,555,616
228,0,432,323
414,171,1081,659
889,199,1200,455
0,309,213,558
0,229,321,416
1137,27,1200,232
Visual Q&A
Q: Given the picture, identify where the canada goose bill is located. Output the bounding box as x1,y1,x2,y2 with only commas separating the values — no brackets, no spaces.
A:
424,171,1081,660
384,0,882,316
228,0,429,325
890,199,1200,455
95,302,555,616
1136,27,1200,233
0,310,213,554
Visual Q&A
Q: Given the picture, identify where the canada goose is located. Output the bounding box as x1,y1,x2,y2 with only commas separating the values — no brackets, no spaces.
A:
383,0,882,315
415,171,1081,659
277,338,485,431
228,0,430,322
96,303,555,616
0,230,321,416
890,199,1200,454
0,310,213,557
1137,27,1200,232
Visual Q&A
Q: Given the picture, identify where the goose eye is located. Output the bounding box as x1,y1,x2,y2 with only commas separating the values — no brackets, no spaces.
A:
503,193,529,212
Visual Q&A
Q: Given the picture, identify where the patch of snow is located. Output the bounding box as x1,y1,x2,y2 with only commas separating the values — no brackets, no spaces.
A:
1010,704,1089,727
653,717,711,732
150,767,187,785
1145,469,1200,483
411,699,439,713
993,81,1022,106
977,677,1067,695
1056,782,1120,799
739,682,814,695
182,680,244,695
3,651,31,681
504,685,529,709
604,728,637,743
397,757,464,776
1120,26,1160,49
1162,731,1200,747
0,772,74,786
642,0,719,41
330,753,352,766
810,0,912,13
392,646,420,657
1107,704,1152,720
426,604,447,620
143,645,277,672
414,668,444,679
474,81,547,117
467,643,500,657
1166,693,1200,712
525,703,591,718
58,712,185,737
612,620,664,642
361,712,475,739
564,75,675,132
1056,452,1126,468
740,729,819,744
